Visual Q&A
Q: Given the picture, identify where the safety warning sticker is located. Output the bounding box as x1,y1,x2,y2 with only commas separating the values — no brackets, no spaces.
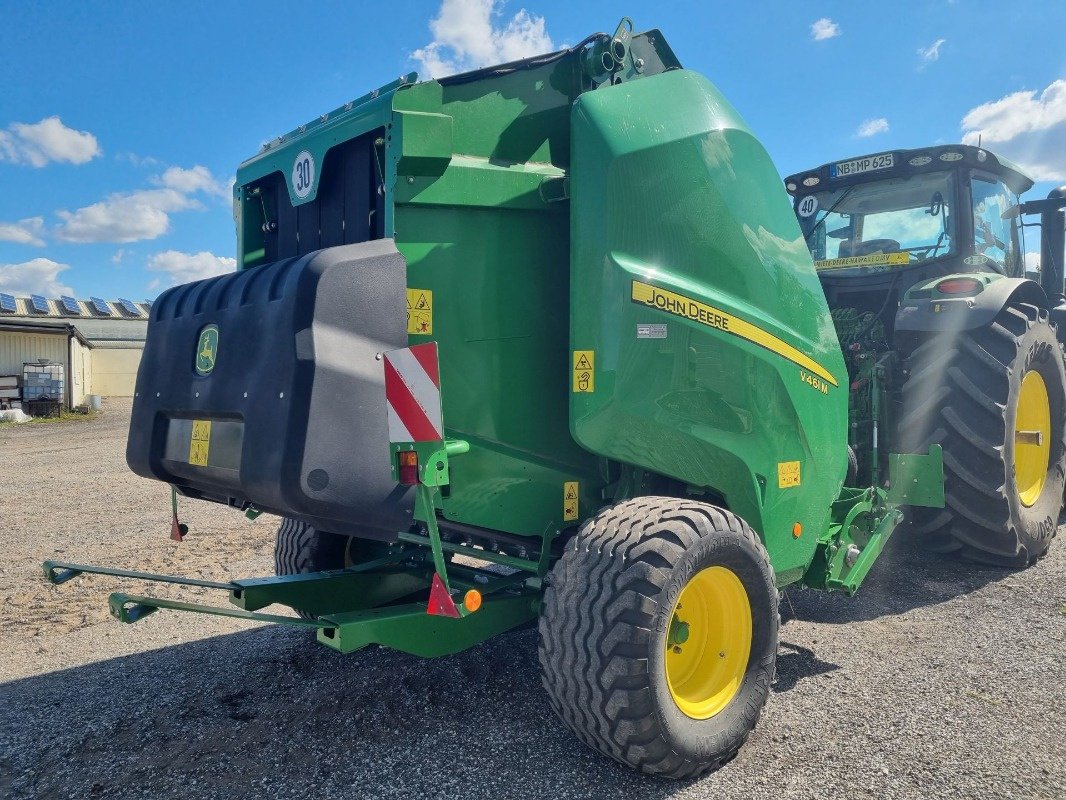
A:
189,420,212,467
407,288,433,335
563,481,579,521
778,460,801,489
573,350,595,393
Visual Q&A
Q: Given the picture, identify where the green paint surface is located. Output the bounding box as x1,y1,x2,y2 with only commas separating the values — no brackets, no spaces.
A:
569,70,849,578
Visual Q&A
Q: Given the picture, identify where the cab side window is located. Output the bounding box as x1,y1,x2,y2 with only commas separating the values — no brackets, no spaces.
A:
971,174,1019,272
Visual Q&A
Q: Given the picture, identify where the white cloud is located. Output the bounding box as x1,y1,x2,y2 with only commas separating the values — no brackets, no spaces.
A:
116,152,160,168
51,164,229,244
146,250,236,285
412,0,554,78
0,217,46,247
54,189,199,243
0,116,100,167
857,118,890,137
155,165,231,200
918,38,946,63
961,79,1066,181
1025,251,1041,272
0,258,74,296
810,18,840,41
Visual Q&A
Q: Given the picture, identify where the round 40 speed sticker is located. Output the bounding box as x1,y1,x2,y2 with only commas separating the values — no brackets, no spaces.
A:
797,195,819,218
291,150,315,199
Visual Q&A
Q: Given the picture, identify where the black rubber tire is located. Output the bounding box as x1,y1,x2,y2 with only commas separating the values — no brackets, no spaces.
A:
274,517,351,619
846,445,859,486
899,301,1066,566
538,497,778,779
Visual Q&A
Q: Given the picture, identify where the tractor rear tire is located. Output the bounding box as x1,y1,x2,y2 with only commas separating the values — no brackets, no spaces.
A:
899,301,1066,566
538,497,778,779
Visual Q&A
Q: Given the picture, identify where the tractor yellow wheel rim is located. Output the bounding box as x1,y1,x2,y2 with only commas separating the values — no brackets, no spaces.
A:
1015,370,1051,507
665,565,751,720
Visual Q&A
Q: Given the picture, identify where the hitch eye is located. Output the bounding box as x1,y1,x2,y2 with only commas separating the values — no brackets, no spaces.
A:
398,450,419,485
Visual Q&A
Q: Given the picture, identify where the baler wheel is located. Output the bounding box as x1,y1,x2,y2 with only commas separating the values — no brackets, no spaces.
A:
274,517,350,619
899,301,1066,566
538,497,778,779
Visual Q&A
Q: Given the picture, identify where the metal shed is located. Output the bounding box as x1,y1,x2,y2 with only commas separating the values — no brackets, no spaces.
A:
0,295,150,399
0,320,94,407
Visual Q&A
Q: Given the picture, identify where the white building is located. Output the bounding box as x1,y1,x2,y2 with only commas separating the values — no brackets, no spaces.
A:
0,294,150,406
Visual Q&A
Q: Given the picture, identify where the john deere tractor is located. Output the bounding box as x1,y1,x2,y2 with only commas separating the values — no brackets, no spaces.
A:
785,148,1066,565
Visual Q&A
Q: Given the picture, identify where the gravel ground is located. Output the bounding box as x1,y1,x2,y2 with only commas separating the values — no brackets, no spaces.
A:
1,399,1064,800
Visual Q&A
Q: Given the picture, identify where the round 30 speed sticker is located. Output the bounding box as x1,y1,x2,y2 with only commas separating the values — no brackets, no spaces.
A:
292,150,315,199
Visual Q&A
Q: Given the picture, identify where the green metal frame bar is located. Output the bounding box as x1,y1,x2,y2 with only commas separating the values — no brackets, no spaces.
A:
803,442,944,594
46,552,538,657
824,508,903,593
232,567,432,616
108,593,326,627
318,591,539,656
42,431,541,657
446,563,531,593
397,531,541,574
44,561,232,590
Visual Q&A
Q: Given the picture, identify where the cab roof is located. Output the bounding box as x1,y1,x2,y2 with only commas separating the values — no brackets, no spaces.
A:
784,144,1034,197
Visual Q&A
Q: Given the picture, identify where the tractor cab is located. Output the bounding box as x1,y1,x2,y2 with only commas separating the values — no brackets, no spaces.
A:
785,145,1035,340
786,145,1032,278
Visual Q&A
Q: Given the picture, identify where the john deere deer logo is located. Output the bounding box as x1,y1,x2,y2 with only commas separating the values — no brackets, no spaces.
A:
195,325,219,375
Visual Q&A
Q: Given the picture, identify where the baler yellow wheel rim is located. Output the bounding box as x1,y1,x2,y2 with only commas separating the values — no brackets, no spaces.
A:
1016,370,1051,507
665,565,751,720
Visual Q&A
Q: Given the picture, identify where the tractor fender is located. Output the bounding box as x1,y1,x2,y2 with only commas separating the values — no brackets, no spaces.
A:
894,277,1048,335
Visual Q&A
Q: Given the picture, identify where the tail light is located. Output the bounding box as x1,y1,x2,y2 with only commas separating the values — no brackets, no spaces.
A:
936,277,983,295
398,450,419,485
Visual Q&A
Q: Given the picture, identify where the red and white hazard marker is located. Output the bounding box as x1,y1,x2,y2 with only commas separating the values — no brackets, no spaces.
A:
383,342,443,443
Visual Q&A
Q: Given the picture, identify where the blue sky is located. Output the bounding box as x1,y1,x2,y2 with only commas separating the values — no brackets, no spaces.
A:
1,0,1063,300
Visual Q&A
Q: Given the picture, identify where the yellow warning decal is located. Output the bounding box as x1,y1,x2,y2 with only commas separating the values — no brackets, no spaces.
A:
778,461,801,489
407,288,433,335
189,420,212,467
631,280,838,387
573,350,595,393
815,252,910,271
563,481,579,521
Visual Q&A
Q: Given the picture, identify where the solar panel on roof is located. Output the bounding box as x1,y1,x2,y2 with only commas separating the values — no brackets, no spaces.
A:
117,298,142,317
0,293,16,313
29,294,49,314
89,297,113,316
60,296,82,315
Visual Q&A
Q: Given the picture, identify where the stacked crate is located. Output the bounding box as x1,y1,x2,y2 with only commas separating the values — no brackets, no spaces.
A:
23,362,65,403
0,375,20,409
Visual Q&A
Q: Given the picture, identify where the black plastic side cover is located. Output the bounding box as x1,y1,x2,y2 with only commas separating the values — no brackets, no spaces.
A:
127,240,412,539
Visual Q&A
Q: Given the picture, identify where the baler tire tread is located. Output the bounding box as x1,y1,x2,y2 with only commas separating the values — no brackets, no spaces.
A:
538,497,778,779
274,517,348,619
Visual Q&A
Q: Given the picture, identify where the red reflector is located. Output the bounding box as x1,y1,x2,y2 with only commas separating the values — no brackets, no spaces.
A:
936,278,982,295
427,573,460,618
398,450,419,485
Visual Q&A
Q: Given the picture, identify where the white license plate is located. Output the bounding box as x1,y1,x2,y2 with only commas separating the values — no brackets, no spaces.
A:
831,153,894,178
